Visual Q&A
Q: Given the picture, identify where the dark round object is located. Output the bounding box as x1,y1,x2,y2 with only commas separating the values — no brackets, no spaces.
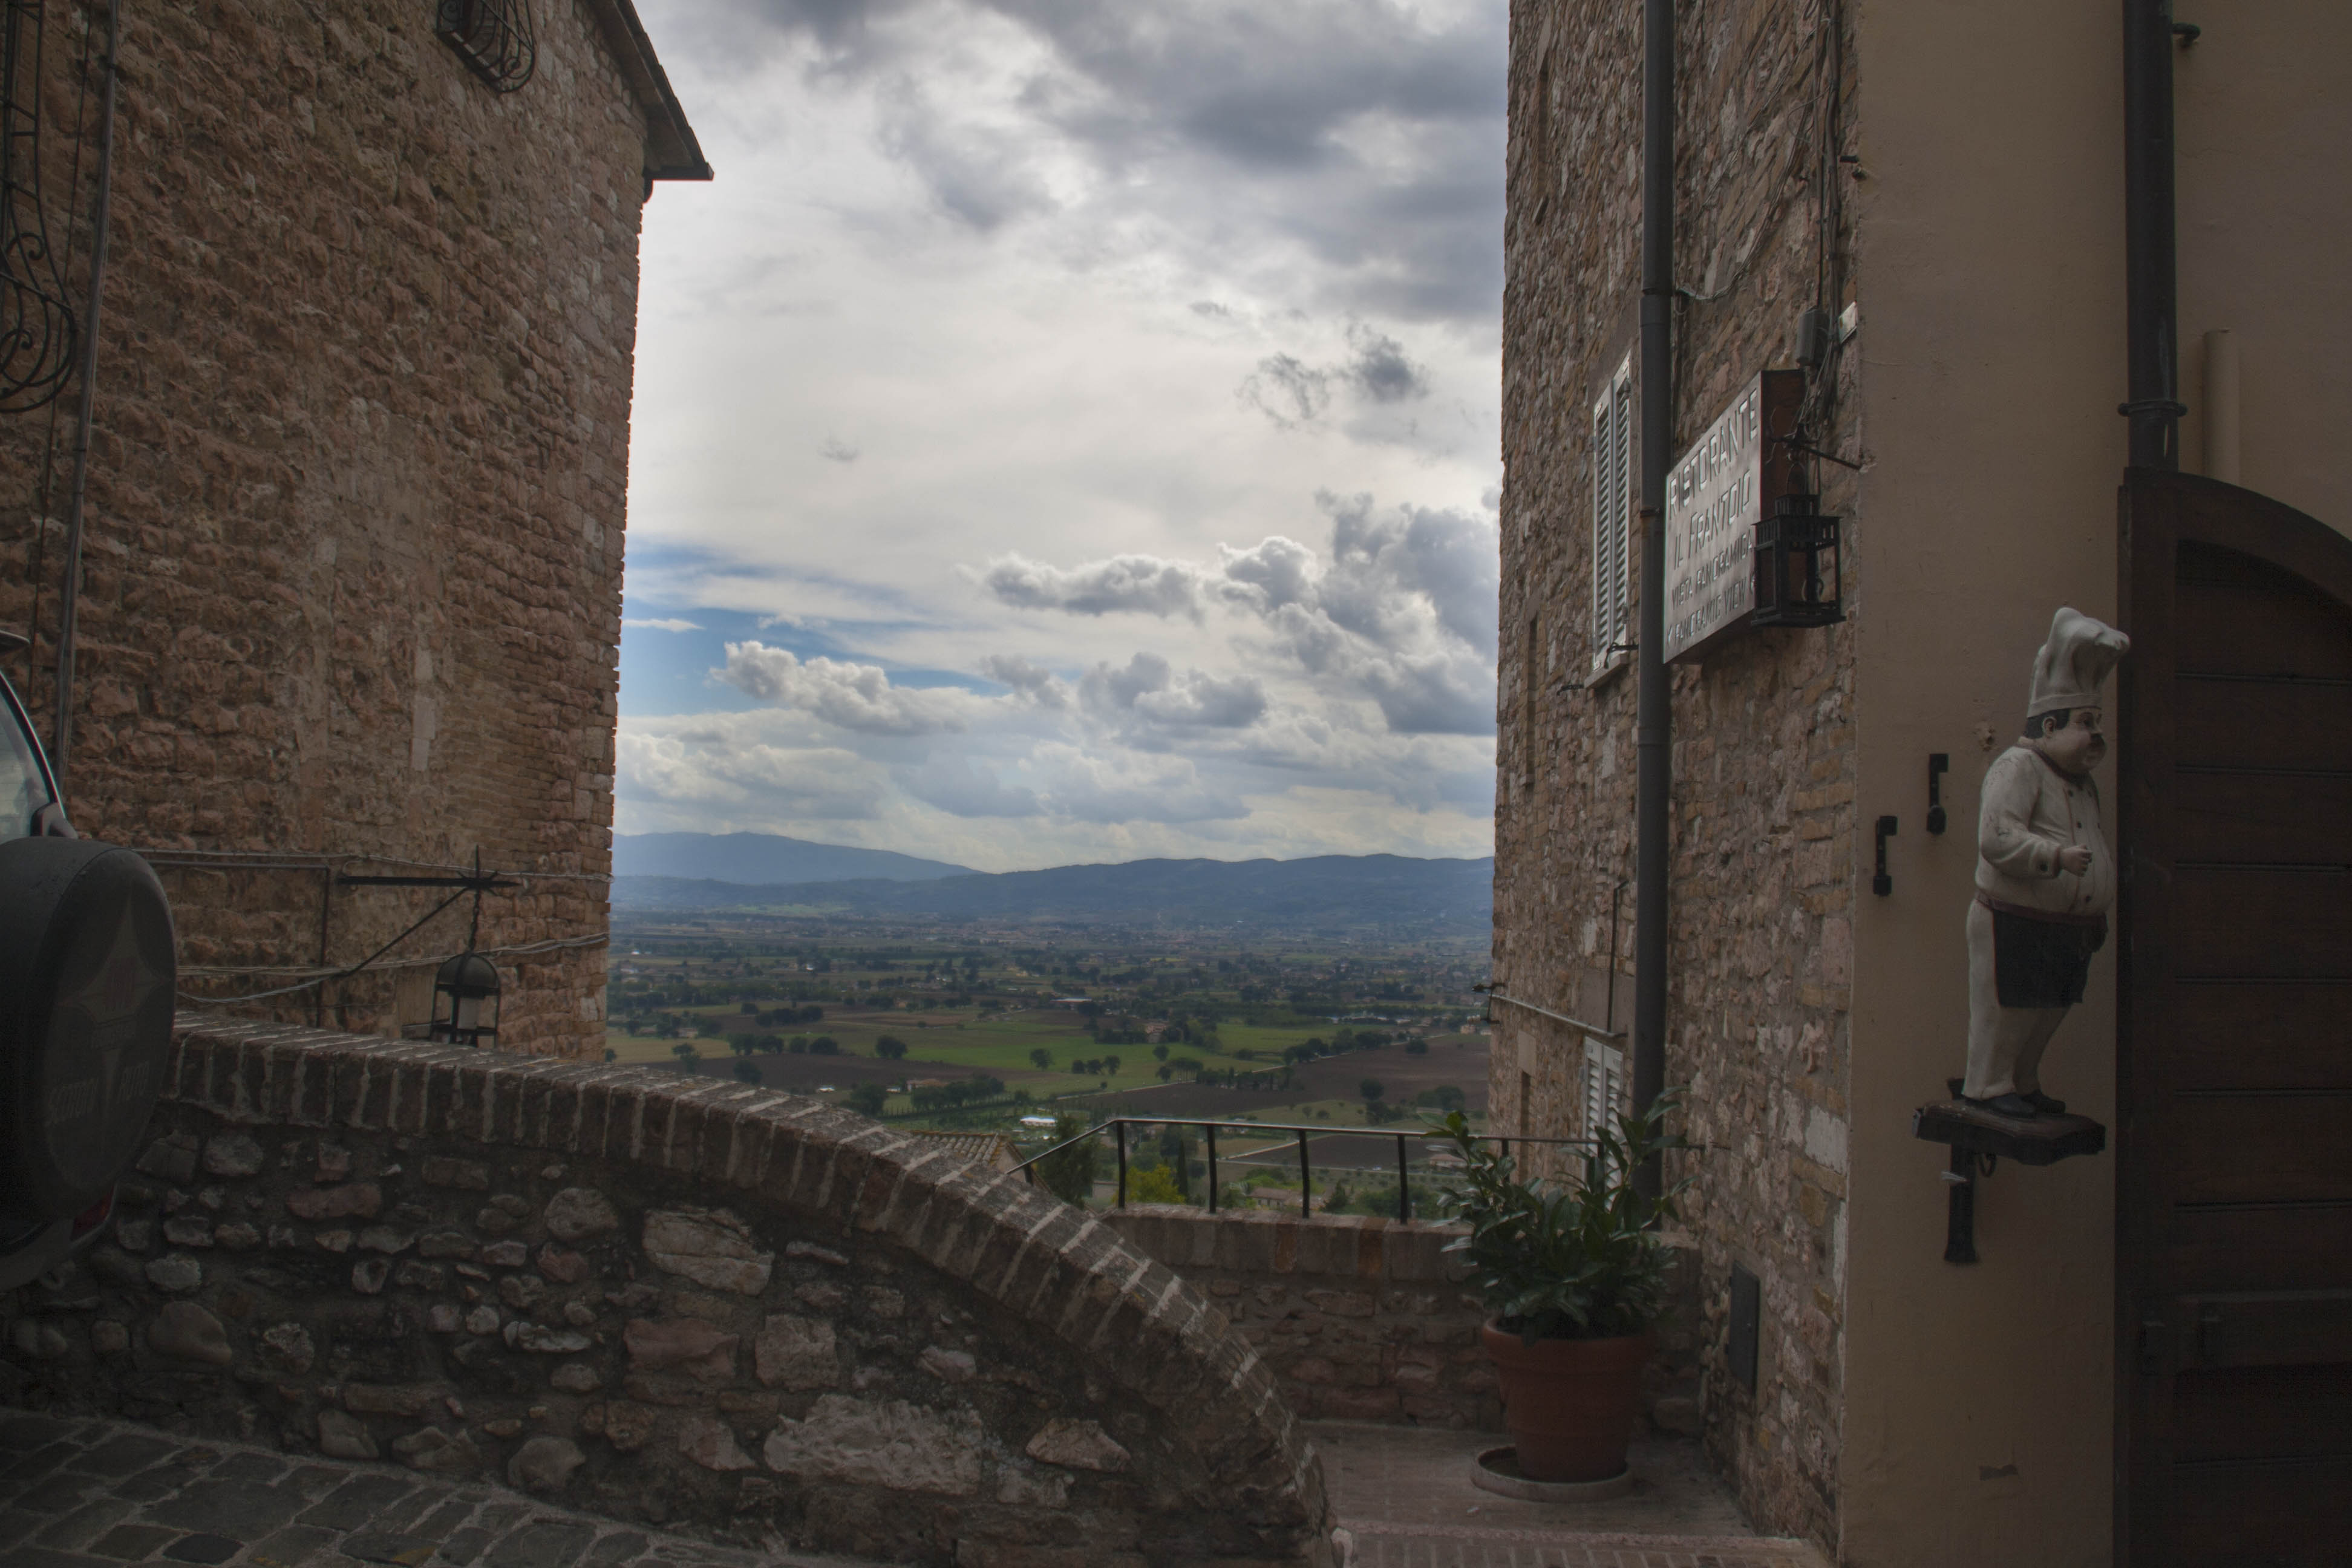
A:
0,838,175,1224
435,951,499,996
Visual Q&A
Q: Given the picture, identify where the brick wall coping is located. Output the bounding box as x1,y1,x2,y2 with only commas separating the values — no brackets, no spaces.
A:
153,1013,1336,1565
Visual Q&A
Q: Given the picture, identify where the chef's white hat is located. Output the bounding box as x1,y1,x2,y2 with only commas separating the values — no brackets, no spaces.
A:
2028,607,2129,717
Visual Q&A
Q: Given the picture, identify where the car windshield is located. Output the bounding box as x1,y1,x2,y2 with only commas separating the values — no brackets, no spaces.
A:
1,682,49,840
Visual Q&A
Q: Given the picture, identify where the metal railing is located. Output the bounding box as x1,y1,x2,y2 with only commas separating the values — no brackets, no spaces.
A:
1010,1116,1593,1223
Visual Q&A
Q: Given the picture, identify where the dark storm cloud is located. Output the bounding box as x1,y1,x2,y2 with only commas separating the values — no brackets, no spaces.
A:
684,0,1505,324
1344,324,1429,402
1239,325,1430,428
1240,354,1332,428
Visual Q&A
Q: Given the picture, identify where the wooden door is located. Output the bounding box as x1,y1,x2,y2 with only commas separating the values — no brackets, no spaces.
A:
2117,470,2352,1566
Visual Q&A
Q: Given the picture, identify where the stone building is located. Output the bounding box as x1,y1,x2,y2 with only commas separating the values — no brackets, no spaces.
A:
1494,2,2351,1564
0,0,705,1055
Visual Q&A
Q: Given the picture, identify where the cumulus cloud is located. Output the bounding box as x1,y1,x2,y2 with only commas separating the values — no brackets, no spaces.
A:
981,494,1497,734
979,653,1070,708
612,0,1505,866
980,555,1209,620
720,642,966,735
1215,535,1319,615
1079,653,1268,731
618,727,885,821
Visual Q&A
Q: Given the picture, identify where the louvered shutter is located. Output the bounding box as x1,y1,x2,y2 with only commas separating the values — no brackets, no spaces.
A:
1581,1038,1625,1140
1591,358,1635,670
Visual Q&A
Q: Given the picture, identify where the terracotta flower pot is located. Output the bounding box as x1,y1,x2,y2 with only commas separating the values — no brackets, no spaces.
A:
1480,1318,1653,1482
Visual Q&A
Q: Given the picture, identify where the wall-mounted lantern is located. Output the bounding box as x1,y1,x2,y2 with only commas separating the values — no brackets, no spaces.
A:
1752,492,1844,628
430,952,501,1048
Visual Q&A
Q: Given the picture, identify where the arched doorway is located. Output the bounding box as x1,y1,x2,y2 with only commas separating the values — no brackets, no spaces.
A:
2116,469,2352,1563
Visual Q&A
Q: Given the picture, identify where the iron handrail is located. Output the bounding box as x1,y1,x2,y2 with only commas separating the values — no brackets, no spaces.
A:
1011,1115,1596,1223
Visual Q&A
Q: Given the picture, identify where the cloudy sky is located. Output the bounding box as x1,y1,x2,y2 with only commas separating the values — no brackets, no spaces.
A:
619,0,1504,872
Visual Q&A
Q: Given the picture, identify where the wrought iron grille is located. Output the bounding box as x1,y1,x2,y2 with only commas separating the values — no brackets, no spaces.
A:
0,0,76,412
434,0,535,94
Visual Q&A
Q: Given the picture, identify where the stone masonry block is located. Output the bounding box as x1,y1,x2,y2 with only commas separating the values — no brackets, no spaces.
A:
1223,1214,1282,1275
1292,1221,1341,1278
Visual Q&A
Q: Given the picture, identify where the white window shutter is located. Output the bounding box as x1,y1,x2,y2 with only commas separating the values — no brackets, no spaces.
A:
1581,1037,1626,1138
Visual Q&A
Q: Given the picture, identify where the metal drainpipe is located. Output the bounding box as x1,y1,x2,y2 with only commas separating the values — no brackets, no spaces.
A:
1630,0,1675,1205
2122,0,2180,471
50,0,123,798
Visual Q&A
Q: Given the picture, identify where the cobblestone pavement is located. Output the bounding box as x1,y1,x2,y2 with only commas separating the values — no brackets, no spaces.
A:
0,1414,855,1568
0,1411,1831,1568
1312,1423,1829,1568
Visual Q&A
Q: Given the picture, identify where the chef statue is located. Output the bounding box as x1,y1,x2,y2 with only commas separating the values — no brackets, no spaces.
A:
1962,608,2131,1118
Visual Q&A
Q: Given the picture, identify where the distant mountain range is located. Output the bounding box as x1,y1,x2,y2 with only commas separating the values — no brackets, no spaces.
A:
610,849,1494,932
613,832,972,884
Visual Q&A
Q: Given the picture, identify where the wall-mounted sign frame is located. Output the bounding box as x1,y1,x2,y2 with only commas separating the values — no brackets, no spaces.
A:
1663,370,1803,664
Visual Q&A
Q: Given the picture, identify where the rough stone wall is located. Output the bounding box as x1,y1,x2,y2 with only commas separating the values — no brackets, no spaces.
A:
1102,1207,1709,1443
1495,0,1861,1549
0,0,655,1054
0,1018,1338,1568
1102,1208,1498,1431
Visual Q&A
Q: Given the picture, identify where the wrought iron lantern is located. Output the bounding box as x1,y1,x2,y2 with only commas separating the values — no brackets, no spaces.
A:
1752,491,1844,627
435,0,535,93
430,952,501,1048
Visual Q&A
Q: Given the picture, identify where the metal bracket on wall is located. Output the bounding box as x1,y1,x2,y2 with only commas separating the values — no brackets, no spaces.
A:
1872,815,1898,895
1926,754,1950,834
1473,984,1626,1042
1938,1144,1993,1264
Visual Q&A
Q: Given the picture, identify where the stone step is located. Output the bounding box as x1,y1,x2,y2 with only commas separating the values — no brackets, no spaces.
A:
1341,1520,1830,1568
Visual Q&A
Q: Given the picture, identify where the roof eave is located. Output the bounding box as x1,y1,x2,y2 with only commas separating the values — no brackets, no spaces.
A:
582,0,713,185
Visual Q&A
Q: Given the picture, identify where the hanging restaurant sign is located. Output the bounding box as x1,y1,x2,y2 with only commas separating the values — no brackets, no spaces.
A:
1662,370,1803,663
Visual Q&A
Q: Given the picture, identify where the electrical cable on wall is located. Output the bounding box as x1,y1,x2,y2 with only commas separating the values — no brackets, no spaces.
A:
45,0,119,793
136,844,613,884
178,932,610,1007
15,0,99,705
156,846,615,1009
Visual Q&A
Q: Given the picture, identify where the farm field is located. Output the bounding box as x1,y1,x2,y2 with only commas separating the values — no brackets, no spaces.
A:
601,912,1489,1134
613,1020,1491,1135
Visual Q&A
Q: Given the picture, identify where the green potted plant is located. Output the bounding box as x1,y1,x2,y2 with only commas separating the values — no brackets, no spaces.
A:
1426,1093,1690,1483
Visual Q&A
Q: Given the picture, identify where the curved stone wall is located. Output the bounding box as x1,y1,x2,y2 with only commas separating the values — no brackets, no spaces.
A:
0,1017,1336,1568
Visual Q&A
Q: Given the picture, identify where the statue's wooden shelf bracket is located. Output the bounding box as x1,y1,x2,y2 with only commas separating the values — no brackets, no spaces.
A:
1912,1084,2106,1264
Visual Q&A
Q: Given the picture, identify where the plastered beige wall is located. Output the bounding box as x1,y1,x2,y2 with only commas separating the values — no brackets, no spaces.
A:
1842,2,2123,1564
1843,3,2352,1566
2174,4,2352,532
